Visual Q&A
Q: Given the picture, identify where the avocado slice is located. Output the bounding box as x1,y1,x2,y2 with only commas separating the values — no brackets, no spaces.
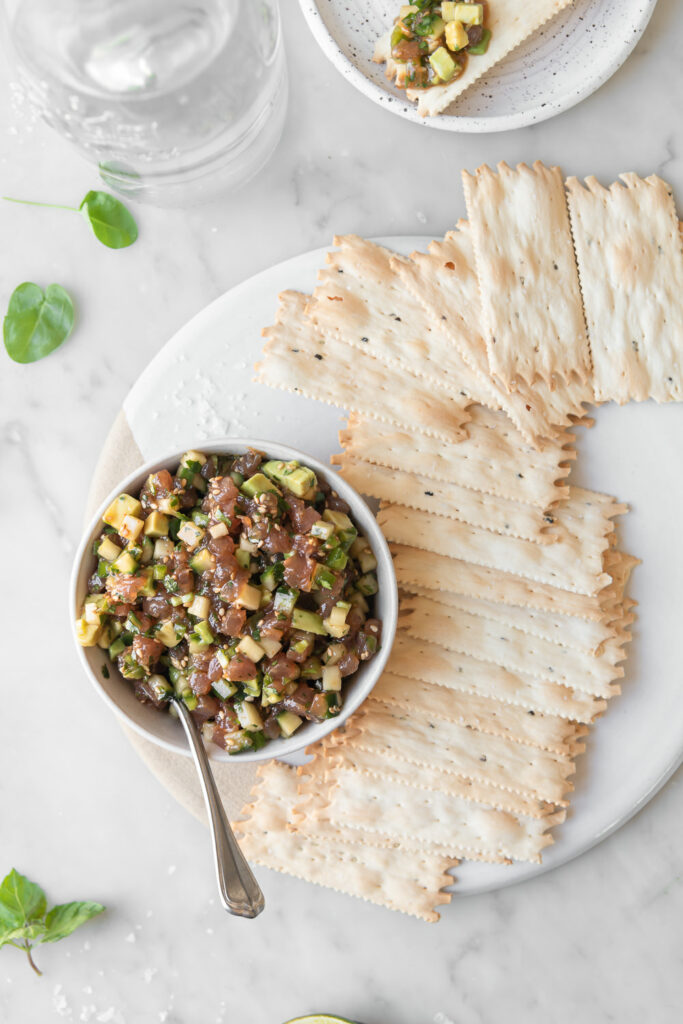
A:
291,607,327,635
262,459,317,498
241,472,281,499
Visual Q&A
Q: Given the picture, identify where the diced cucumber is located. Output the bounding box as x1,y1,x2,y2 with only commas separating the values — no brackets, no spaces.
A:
273,586,299,616
235,548,252,570
177,520,204,550
103,493,142,532
241,677,262,699
260,635,283,659
191,509,209,528
322,643,345,666
300,656,323,679
311,563,337,591
260,562,284,592
310,519,334,541
143,510,170,538
261,677,283,705
154,537,174,561
108,637,125,658
111,550,138,575
98,536,122,562
208,521,229,539
147,674,173,702
194,620,214,645
235,700,264,732
325,547,348,571
323,601,351,638
322,665,342,692
158,495,182,517
189,548,215,574
468,26,491,54
156,620,181,648
212,679,238,701
356,573,378,596
291,608,326,636
276,711,303,738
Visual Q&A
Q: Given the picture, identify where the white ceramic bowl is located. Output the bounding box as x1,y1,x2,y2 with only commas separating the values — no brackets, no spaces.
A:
70,438,398,762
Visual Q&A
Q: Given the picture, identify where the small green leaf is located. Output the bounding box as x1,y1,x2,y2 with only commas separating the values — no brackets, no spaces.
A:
79,190,138,249
0,870,47,929
0,923,44,947
3,283,74,364
41,901,105,943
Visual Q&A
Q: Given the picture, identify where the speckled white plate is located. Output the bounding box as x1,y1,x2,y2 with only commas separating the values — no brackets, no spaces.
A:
297,0,658,131
121,236,683,897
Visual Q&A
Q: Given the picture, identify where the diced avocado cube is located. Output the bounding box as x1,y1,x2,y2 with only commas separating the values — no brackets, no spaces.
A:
209,521,229,539
262,460,317,498
143,511,170,538
449,3,483,25
108,636,125,658
427,15,446,38
235,700,264,732
156,620,182,648
188,594,211,620
111,550,138,575
359,548,378,573
234,581,262,611
468,26,491,54
445,19,468,50
429,46,457,81
322,665,342,692
276,711,303,738
236,635,266,663
441,0,457,18
349,589,370,614
98,536,122,562
189,549,215,574
177,520,204,550
180,449,207,468
75,616,101,647
138,568,156,597
102,493,142,532
322,509,354,532
241,472,281,499
291,608,327,636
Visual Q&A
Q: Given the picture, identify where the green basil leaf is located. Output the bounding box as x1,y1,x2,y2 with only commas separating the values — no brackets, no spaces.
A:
0,923,45,947
0,870,47,929
41,901,105,943
3,282,74,364
79,190,138,249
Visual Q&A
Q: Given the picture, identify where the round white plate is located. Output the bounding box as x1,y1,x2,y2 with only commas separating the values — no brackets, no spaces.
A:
297,0,658,132
123,236,683,896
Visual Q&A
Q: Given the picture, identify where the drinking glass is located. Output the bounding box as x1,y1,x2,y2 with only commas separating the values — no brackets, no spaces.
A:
2,0,288,205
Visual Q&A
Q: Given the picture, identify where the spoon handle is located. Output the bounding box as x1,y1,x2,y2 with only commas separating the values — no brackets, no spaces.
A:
174,699,265,918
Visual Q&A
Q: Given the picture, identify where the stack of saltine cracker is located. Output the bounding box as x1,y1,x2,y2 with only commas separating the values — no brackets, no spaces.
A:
239,162,683,921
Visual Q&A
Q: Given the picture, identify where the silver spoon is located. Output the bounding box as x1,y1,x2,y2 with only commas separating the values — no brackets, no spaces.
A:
174,698,265,918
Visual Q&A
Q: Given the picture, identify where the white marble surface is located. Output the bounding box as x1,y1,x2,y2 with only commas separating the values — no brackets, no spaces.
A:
1,1,682,1021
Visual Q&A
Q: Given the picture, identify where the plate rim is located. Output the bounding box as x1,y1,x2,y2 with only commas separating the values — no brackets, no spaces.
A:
120,233,683,897
296,0,659,133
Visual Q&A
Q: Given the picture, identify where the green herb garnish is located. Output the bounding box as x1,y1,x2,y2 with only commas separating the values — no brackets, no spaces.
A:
3,190,138,249
0,869,104,976
3,283,74,364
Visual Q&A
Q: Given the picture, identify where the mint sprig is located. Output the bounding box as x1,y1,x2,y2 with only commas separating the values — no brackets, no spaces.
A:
0,869,105,976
